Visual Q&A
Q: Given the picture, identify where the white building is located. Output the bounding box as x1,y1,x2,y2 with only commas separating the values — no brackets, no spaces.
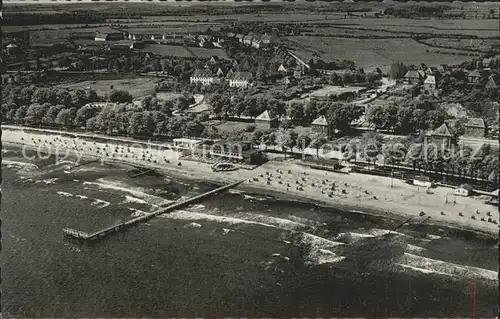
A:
172,138,202,150
454,184,473,197
229,72,253,88
424,75,436,91
190,69,216,86
251,37,262,49
413,176,433,188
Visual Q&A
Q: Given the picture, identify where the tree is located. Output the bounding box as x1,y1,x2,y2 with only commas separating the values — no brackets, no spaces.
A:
297,131,312,150
43,104,65,125
275,128,293,159
73,105,99,127
287,102,304,122
55,109,74,127
303,101,319,123
128,112,144,136
309,132,327,158
175,96,190,112
388,62,408,80
183,119,205,137
326,103,363,132
109,90,133,103
359,132,384,168
14,105,28,124
25,103,51,124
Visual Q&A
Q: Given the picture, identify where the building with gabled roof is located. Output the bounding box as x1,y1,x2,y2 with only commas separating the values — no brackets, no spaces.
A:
255,110,278,129
94,29,124,42
311,115,330,136
467,70,481,83
190,69,216,86
424,75,436,91
260,34,273,45
426,122,453,148
251,37,262,49
278,64,287,73
215,67,225,77
464,117,486,138
485,78,497,90
229,72,252,88
403,70,424,85
243,35,253,45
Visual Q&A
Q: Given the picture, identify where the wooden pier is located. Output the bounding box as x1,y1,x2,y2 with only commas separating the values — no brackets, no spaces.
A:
63,180,244,242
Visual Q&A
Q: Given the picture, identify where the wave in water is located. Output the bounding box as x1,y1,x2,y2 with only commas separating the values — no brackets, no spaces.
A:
83,179,172,207
397,253,497,281
3,160,38,171
55,191,110,208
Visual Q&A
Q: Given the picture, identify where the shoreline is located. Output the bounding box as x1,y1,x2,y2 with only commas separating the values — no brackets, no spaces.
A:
2,128,498,238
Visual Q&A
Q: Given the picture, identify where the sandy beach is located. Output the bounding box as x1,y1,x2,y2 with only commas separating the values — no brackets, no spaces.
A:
2,126,498,236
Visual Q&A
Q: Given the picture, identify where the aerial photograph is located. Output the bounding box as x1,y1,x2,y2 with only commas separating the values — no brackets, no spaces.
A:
1,0,499,317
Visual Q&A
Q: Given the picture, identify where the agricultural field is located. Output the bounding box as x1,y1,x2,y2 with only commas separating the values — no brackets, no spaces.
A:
57,77,158,99
420,38,498,53
140,44,228,60
287,37,477,72
303,85,367,98
189,47,229,60
156,92,183,101
140,44,194,58
302,18,499,38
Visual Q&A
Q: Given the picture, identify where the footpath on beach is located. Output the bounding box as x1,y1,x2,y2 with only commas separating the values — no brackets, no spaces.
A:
2,125,498,236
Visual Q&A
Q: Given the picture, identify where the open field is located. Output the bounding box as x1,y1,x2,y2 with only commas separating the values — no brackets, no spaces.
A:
288,37,477,72
140,44,194,58
57,77,158,99
140,44,228,60
303,85,366,98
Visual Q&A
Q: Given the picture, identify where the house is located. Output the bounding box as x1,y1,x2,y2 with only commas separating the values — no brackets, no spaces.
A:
413,176,433,188
311,116,329,135
403,70,424,84
425,67,438,76
215,67,225,77
485,78,497,90
491,189,499,198
94,30,124,42
467,70,481,83
173,138,203,151
482,57,492,68
423,75,436,91
251,37,262,49
260,34,273,46
278,64,287,73
226,69,234,78
236,34,244,43
464,117,486,138
254,110,278,129
190,69,216,86
229,72,252,88
454,184,474,197
207,140,264,164
6,43,19,55
278,76,293,85
425,122,453,149
293,66,304,78
243,35,253,45
209,56,218,64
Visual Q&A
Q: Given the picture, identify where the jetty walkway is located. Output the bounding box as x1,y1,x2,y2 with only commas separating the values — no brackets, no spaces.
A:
63,179,244,242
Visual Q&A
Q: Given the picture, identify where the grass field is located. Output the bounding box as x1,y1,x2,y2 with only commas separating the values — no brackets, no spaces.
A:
304,85,366,98
58,77,158,99
288,37,476,72
140,44,228,60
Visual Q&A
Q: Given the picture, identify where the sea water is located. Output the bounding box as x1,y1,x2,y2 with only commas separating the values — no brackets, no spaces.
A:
1,147,497,317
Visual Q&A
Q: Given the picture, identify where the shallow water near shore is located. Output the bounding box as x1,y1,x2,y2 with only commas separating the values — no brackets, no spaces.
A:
1,146,498,317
